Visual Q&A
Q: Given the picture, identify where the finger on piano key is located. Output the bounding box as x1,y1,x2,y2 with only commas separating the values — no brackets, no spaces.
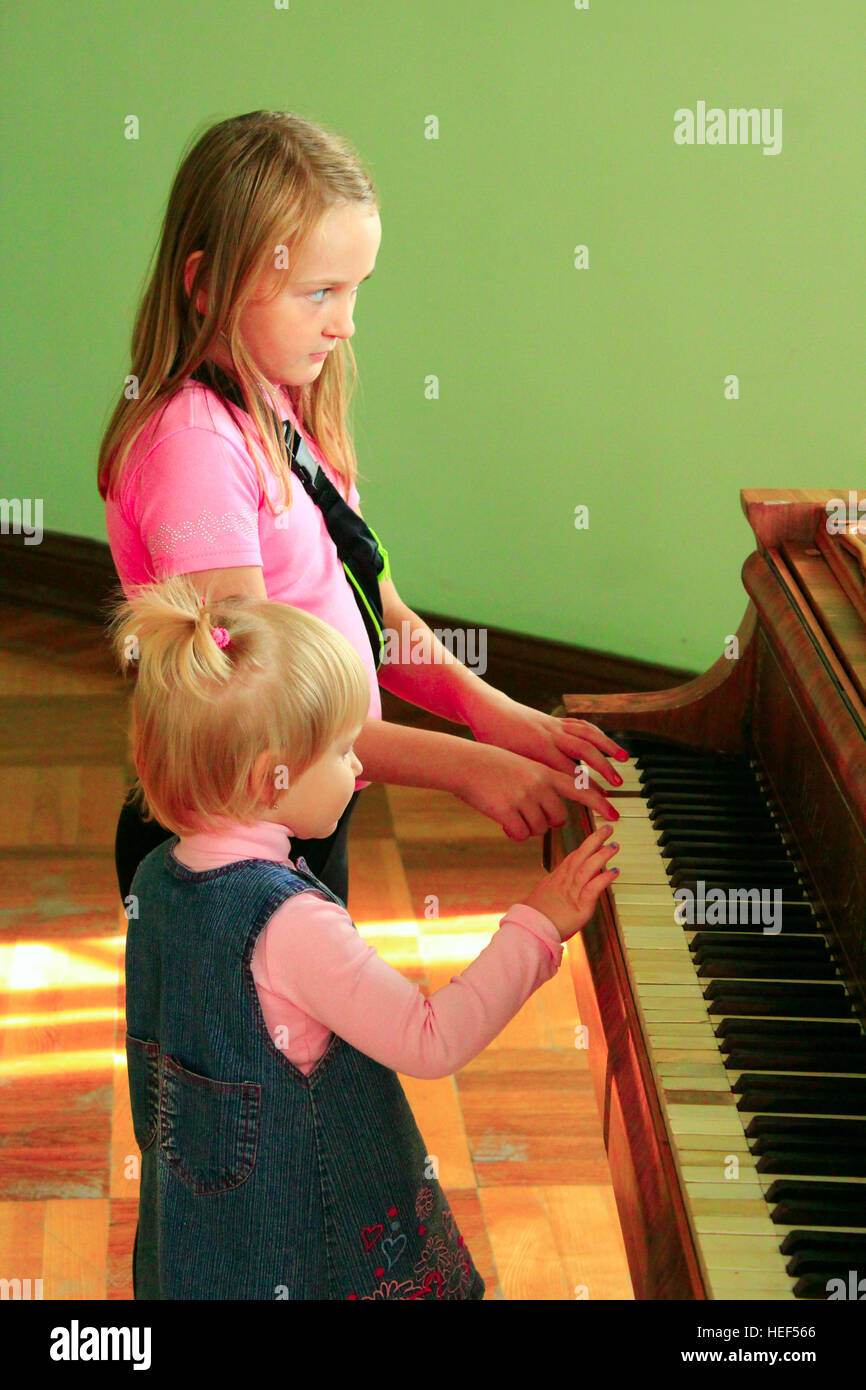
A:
578,757,644,794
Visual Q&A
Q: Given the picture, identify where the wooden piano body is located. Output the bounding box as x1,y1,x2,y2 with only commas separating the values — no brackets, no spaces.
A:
544,489,866,1299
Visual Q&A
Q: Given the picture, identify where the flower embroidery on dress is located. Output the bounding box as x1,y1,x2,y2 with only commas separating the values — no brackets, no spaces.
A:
348,1185,474,1300
415,1187,435,1220
147,508,259,561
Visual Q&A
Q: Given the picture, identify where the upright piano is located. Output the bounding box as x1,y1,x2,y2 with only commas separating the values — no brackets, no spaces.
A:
544,489,866,1299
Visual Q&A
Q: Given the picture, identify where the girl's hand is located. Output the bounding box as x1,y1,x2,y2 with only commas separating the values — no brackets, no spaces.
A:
467,692,629,790
451,742,621,840
522,825,620,943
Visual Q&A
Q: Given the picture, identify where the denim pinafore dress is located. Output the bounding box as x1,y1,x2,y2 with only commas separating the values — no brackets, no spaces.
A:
125,839,486,1301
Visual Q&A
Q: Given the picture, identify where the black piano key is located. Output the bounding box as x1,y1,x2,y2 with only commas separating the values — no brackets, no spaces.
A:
725,1049,862,1072
692,937,831,958
652,813,780,833
726,1039,866,1066
633,745,749,761
792,1271,858,1297
643,776,765,794
766,1179,866,1226
638,761,756,779
693,931,826,948
709,995,854,1018
736,1085,866,1115
746,1116,866,1140
705,979,847,1003
768,1176,866,1204
670,858,801,881
662,840,786,860
676,882,807,904
722,1020,863,1043
646,792,770,813
648,792,765,810
751,1131,866,1154
787,1245,866,1272
658,829,783,849
710,1000,852,1018
692,938,831,957
788,1247,866,1274
694,953,831,973
633,747,748,765
696,960,838,981
755,1148,866,1177
692,935,830,958
663,834,793,851
780,1229,866,1255
775,1204,866,1227
735,1071,866,1096
693,934,828,951
639,774,758,791
660,823,780,844
715,1010,866,1031
688,906,822,933
698,960,836,978
673,878,803,900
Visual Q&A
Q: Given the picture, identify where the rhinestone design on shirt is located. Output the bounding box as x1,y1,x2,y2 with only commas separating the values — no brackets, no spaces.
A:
147,508,259,561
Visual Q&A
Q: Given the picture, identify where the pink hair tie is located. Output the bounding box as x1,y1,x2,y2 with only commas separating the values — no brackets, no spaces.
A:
211,626,231,649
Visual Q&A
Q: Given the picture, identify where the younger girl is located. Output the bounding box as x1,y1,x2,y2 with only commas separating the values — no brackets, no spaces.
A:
111,574,620,1301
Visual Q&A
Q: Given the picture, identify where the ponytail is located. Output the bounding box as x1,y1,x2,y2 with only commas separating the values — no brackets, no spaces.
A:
108,572,243,701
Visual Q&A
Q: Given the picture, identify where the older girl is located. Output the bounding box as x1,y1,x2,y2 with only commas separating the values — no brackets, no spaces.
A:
98,108,626,907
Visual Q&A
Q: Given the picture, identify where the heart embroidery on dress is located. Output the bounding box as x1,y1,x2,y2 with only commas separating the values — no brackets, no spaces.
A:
361,1225,383,1251
381,1235,406,1269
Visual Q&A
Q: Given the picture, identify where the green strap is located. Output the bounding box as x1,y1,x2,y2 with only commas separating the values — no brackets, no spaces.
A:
343,563,384,666
367,525,391,584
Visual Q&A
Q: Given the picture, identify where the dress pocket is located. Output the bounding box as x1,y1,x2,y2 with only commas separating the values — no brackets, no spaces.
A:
160,1053,260,1194
125,1034,159,1152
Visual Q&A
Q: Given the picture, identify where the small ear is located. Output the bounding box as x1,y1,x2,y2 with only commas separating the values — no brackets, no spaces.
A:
183,250,207,314
248,749,275,805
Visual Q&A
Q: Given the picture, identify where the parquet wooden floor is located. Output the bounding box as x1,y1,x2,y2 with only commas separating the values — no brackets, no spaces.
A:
0,604,633,1301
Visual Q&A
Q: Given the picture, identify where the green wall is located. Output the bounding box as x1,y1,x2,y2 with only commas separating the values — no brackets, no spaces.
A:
3,1,864,671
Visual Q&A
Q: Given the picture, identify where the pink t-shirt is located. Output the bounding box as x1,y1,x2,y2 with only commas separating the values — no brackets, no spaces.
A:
172,818,563,1079
104,381,380,787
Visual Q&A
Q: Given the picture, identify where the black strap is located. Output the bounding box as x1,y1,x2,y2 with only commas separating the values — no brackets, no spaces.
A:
186,365,386,667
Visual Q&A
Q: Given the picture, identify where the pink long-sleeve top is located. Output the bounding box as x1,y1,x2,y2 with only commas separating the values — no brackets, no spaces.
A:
172,819,564,1080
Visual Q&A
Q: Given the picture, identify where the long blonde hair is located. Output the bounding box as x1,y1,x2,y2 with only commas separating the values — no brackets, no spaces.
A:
108,573,369,836
97,110,379,511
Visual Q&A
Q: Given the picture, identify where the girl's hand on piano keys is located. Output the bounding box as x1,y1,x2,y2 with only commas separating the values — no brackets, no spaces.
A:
522,825,620,942
465,693,629,789
451,742,621,840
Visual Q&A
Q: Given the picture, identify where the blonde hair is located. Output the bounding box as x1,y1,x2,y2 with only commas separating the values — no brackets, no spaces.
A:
97,110,379,511
107,573,369,836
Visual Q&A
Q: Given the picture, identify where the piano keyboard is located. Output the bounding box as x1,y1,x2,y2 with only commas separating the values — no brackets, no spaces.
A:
580,736,866,1300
